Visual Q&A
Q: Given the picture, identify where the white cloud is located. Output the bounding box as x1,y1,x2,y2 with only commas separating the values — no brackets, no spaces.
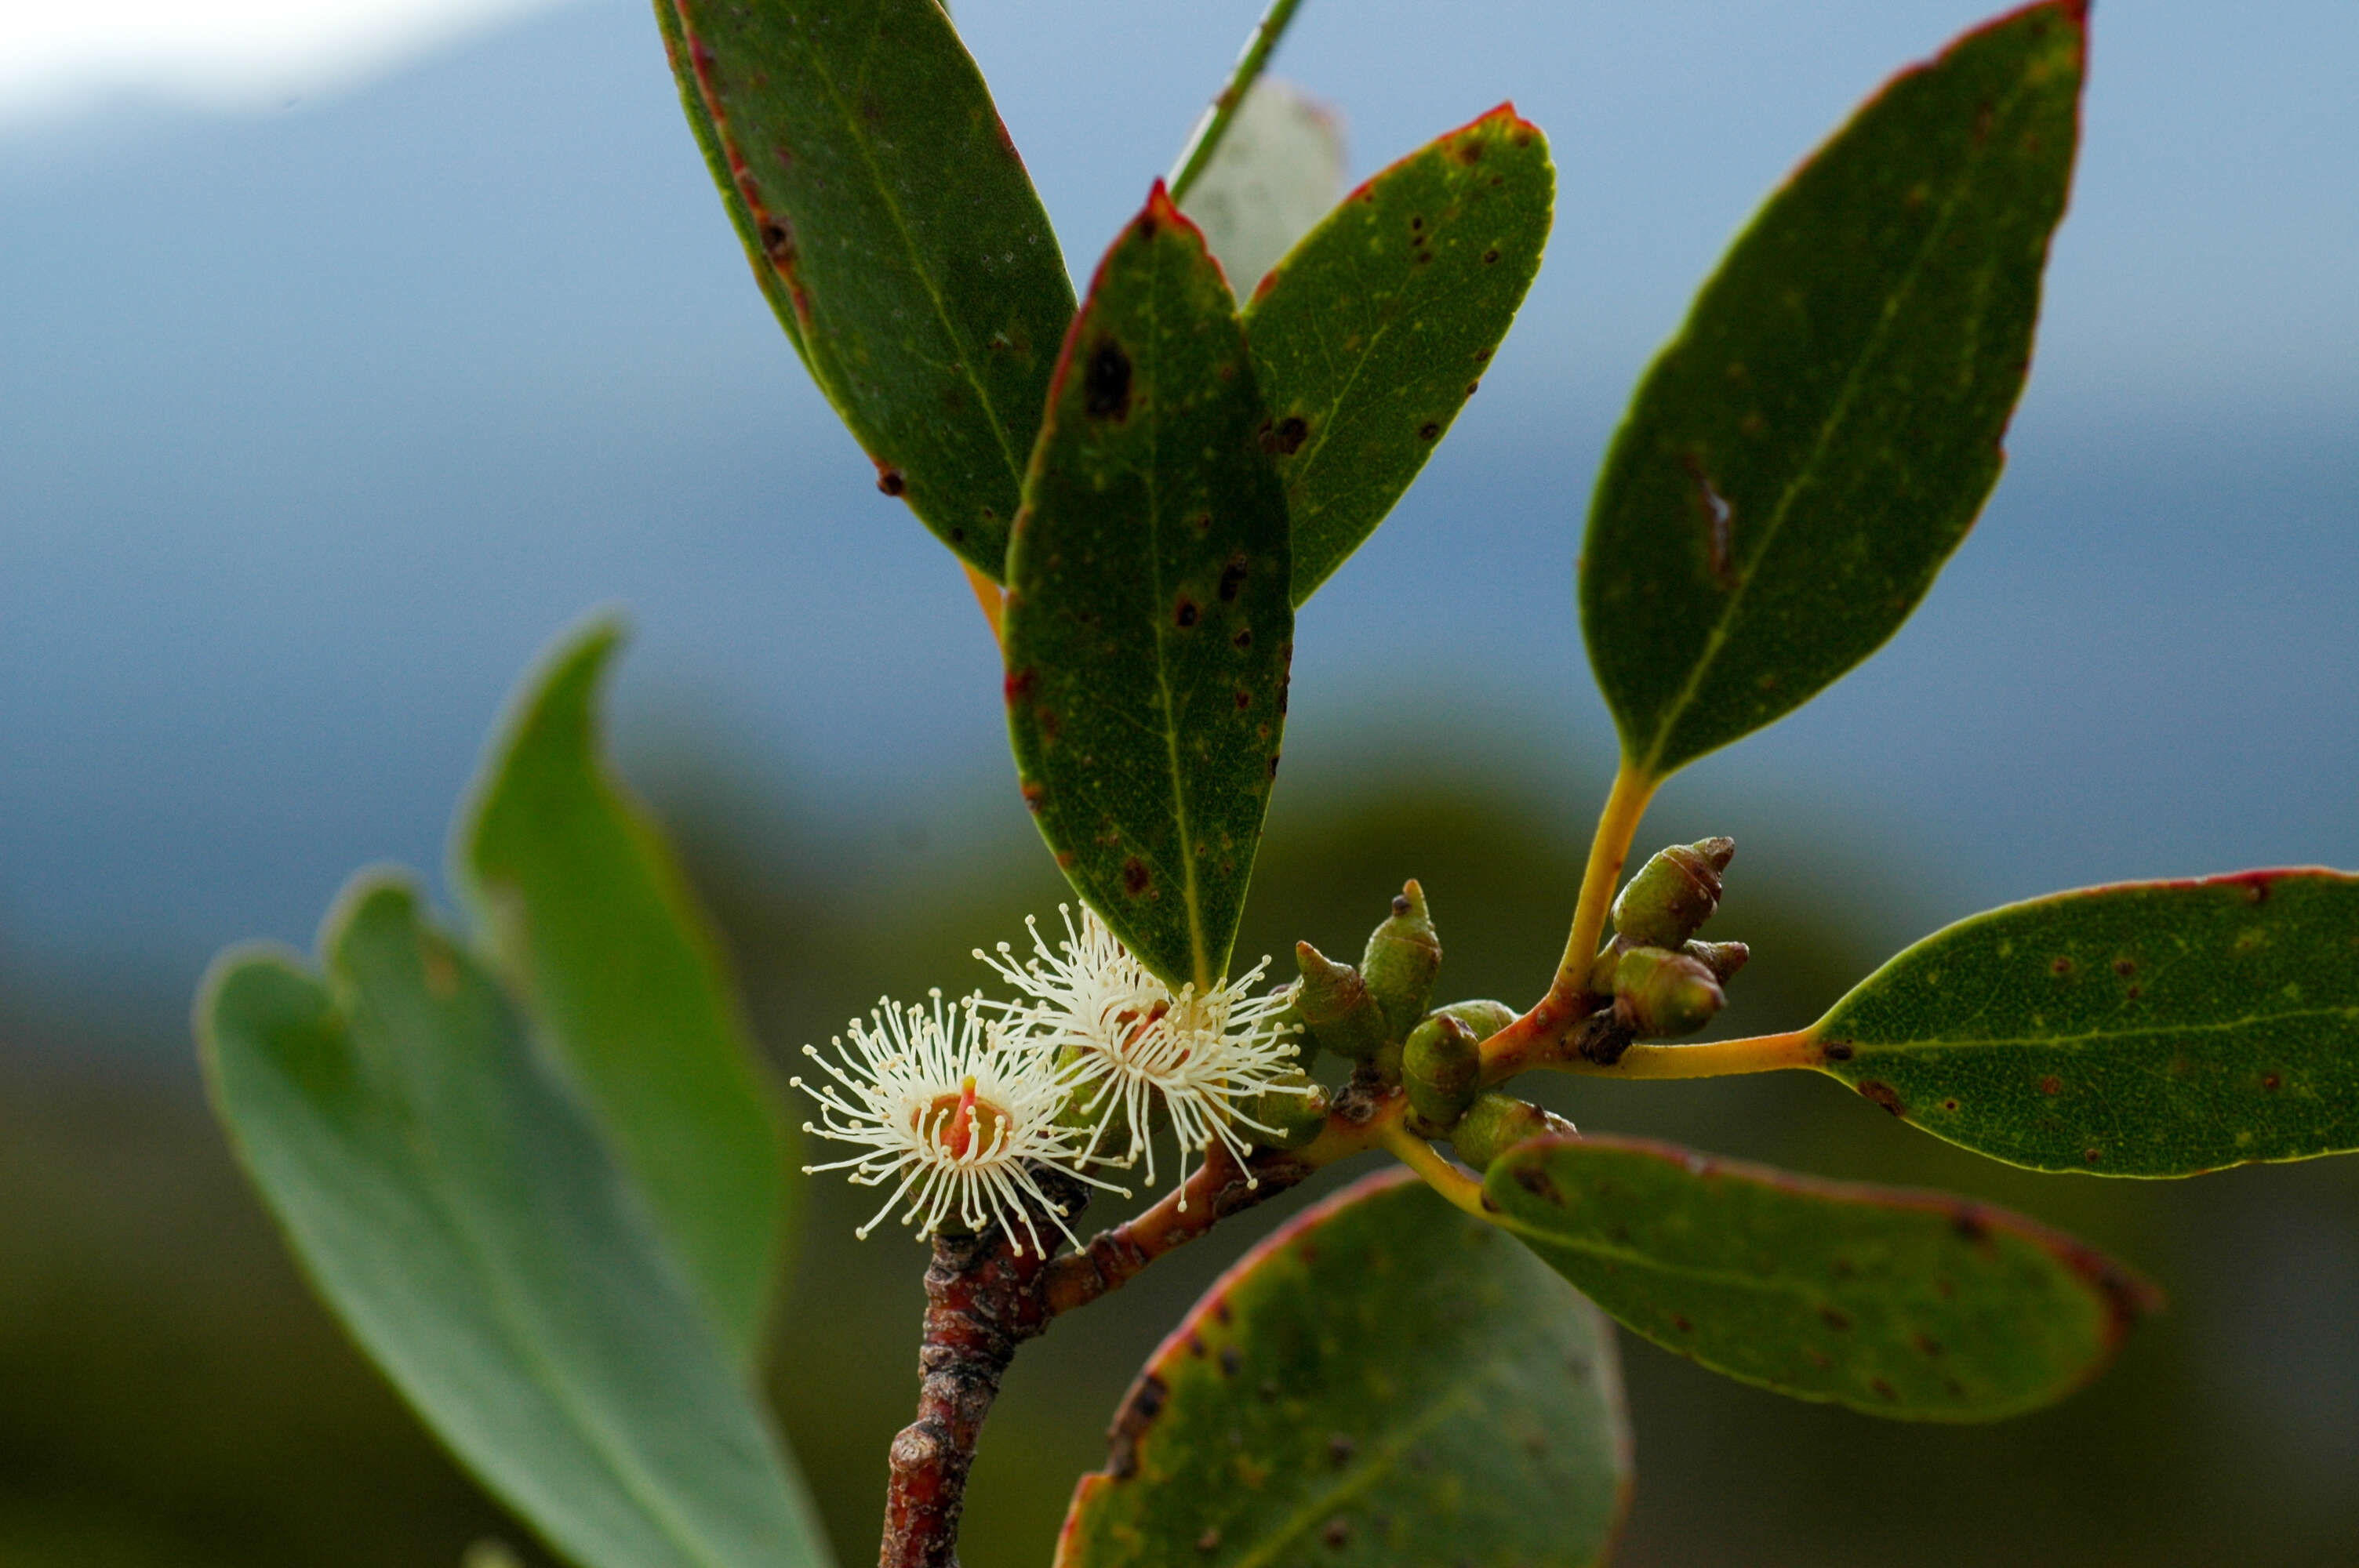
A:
0,0,575,122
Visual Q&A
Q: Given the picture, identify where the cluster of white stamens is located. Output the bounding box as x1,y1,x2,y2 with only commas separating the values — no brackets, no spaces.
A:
794,907,1310,1247
791,988,1126,1257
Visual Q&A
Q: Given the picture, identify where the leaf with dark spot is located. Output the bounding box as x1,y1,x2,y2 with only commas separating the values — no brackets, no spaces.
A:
1004,186,1292,989
1057,1171,1627,1567
1812,869,2359,1174
1485,1134,2158,1422
664,0,1075,580
1244,105,1553,605
1582,4,2085,778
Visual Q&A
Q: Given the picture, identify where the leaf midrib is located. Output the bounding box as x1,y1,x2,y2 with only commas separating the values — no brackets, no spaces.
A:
1846,1004,2359,1054
773,2,1031,495
1631,63,2041,778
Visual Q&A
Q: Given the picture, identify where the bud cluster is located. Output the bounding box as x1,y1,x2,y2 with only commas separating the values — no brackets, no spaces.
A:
1589,837,1750,1043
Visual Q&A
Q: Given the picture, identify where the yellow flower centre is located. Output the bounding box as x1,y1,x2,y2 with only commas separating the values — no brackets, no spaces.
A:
917,1076,1003,1159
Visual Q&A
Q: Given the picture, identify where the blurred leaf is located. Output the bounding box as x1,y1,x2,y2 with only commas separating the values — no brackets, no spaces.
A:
199,880,831,1568
1057,1170,1629,1568
665,0,1077,580
1485,1133,2157,1421
652,0,810,372
1812,869,2359,1176
1581,2,2086,778
458,619,790,1364
1003,187,1292,990
1177,77,1347,302
1245,106,1551,606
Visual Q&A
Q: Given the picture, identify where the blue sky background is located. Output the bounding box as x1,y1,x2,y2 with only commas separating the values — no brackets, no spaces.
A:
3,0,2354,993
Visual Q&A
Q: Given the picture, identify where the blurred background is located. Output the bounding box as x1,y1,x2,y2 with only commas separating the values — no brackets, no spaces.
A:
3,0,2355,1563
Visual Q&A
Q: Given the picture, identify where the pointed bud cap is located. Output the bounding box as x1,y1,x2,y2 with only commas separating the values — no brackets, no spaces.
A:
1361,879,1441,1041
1450,1091,1576,1170
1403,1012,1482,1129
1611,838,1736,948
1682,939,1750,984
1612,945,1726,1038
1292,941,1389,1061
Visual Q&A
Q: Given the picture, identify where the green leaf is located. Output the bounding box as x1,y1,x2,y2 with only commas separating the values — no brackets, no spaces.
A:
1484,1134,2157,1421
1057,1170,1629,1568
199,880,831,1568
652,0,810,372
665,0,1078,579
1003,187,1293,990
1244,105,1552,606
1581,2,2086,779
1810,869,2359,1176
457,619,791,1363
1176,76,1347,303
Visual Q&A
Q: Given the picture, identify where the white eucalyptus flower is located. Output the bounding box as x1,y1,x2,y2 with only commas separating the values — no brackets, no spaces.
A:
977,905,1308,1204
791,989,1125,1256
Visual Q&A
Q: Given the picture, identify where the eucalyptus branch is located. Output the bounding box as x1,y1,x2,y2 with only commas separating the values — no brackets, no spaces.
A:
1165,0,1310,204
1550,763,1658,1007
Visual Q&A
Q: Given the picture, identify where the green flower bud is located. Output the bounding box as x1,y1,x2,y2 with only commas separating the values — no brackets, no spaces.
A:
1431,997,1517,1041
1244,1069,1331,1151
1612,944,1726,1039
1682,938,1751,984
1293,941,1388,1061
1449,1091,1576,1170
1403,1013,1482,1129
1361,880,1441,1042
1611,837,1736,948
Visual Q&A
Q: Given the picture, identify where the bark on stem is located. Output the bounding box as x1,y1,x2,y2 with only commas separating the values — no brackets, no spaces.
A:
877,1145,1323,1567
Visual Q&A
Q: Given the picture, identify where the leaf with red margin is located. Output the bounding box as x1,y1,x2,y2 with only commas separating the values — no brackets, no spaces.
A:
1244,105,1553,606
1002,186,1292,991
1057,1170,1630,1568
1582,2,2088,779
663,0,1076,580
1809,869,2359,1175
1485,1134,2159,1421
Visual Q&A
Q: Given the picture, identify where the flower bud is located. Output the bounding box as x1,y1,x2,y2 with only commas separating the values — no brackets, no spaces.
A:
1292,941,1388,1061
1245,1069,1331,1152
1431,997,1517,1041
1360,880,1441,1042
1450,1091,1576,1170
1403,1012,1482,1129
1682,938,1750,984
1611,837,1736,948
1612,944,1726,1038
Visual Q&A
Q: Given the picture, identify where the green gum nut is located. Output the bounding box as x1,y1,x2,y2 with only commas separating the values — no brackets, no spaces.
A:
1450,1091,1576,1171
1432,997,1517,1041
1611,837,1736,949
1293,941,1388,1061
1360,879,1441,1042
1404,1013,1481,1129
1245,1069,1331,1152
1612,944,1726,1039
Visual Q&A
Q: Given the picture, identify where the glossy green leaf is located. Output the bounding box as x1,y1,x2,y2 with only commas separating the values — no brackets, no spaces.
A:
1485,1134,2157,1421
1245,105,1552,605
458,619,790,1363
1581,2,2086,778
1058,1170,1629,1568
199,880,831,1568
1812,869,2359,1175
665,0,1077,579
1003,187,1292,990
1177,76,1347,303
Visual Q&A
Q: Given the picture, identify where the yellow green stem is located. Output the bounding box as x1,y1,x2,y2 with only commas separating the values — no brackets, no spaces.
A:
1379,1121,1490,1220
1545,1029,1819,1080
962,561,1005,648
1166,0,1309,204
1552,761,1658,1003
